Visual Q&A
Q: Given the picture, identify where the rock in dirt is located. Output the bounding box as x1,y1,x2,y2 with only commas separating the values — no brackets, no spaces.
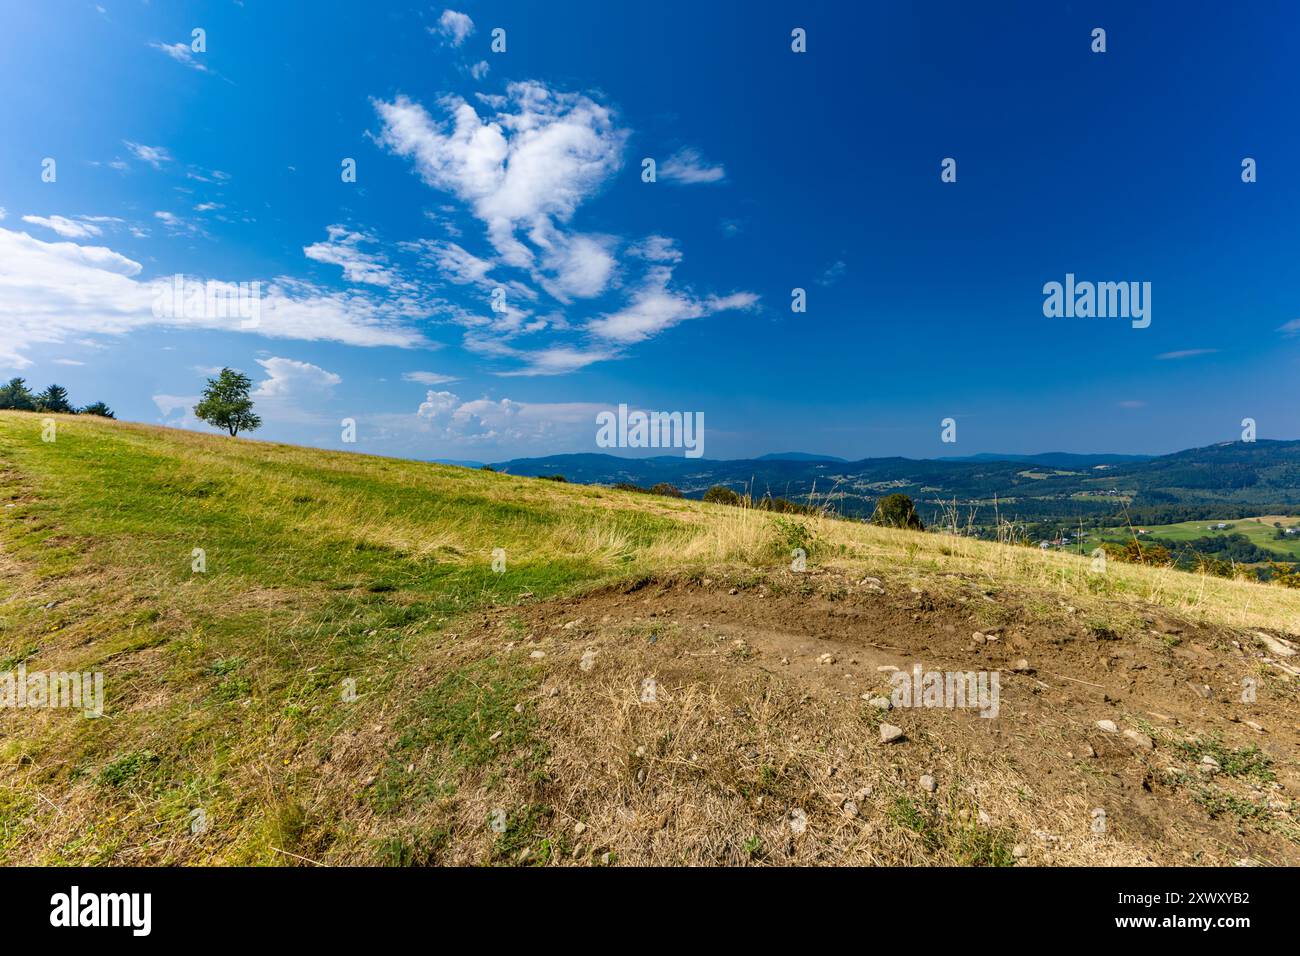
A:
920,774,937,793
879,723,906,744
1123,729,1155,751
1096,719,1118,733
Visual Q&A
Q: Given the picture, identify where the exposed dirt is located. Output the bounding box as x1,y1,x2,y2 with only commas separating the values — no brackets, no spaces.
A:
360,565,1300,866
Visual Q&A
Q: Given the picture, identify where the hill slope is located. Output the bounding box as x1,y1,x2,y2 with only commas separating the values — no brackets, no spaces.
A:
1,411,1297,866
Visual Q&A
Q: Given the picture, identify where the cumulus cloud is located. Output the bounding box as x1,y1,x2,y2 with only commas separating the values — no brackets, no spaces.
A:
660,146,726,184
253,357,341,398
410,387,608,449
433,9,475,46
372,83,627,271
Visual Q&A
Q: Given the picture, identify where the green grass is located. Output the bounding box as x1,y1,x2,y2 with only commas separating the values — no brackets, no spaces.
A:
1091,516,1300,559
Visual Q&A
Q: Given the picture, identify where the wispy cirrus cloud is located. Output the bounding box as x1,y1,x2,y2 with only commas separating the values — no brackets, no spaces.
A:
150,40,209,73
124,141,173,168
1155,348,1219,360
403,370,459,385
660,146,726,184
21,215,103,239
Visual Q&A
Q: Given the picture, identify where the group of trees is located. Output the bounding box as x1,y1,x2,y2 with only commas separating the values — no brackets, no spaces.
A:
0,367,265,438
0,378,114,418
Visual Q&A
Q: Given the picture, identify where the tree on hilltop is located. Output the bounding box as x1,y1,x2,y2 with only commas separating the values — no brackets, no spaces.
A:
194,368,262,437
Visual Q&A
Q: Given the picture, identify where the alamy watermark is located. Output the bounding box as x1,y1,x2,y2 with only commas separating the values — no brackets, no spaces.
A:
1,665,103,717
596,403,704,458
152,274,261,329
890,663,1000,719
1043,273,1150,329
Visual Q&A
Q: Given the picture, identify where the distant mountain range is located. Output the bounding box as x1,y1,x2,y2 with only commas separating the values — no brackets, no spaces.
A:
480,441,1300,526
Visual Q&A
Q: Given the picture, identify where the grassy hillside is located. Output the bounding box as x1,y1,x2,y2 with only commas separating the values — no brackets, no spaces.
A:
1,411,1297,865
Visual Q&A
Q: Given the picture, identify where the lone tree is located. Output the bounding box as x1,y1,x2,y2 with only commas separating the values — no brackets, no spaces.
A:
0,378,37,411
35,384,74,414
871,493,924,531
194,368,262,437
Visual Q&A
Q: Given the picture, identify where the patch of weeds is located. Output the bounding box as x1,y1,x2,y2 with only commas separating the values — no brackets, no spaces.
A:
208,656,252,701
98,750,160,789
1087,621,1119,641
742,835,764,860
887,793,1016,865
491,804,553,864
888,795,941,851
1176,734,1274,783
374,827,452,866
770,516,819,563
1193,788,1271,824
260,798,310,858
371,657,544,813
0,644,40,670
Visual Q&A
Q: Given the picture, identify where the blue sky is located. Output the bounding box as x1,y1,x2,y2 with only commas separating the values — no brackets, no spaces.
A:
2,0,1298,462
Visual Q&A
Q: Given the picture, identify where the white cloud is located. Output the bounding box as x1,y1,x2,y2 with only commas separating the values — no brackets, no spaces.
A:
470,60,490,80
433,9,475,46
153,210,203,237
817,259,846,286
53,358,85,366
412,238,495,285
124,141,173,168
1155,348,1218,360
531,226,617,301
152,393,201,429
0,207,6,220
403,370,460,385
0,226,431,369
373,83,756,374
150,41,209,73
1277,319,1300,336
21,215,103,239
410,387,608,448
628,235,682,264
304,225,403,288
660,147,725,184
585,266,758,345
433,10,475,46
253,356,342,398
372,84,627,269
